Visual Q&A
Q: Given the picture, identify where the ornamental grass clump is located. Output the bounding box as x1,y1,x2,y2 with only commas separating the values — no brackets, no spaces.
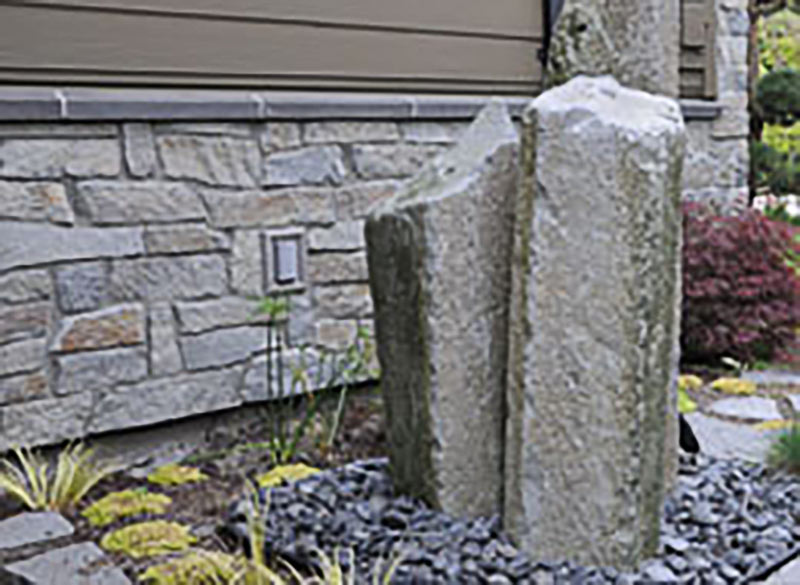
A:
101,521,197,559
82,489,172,527
0,444,116,512
768,423,800,474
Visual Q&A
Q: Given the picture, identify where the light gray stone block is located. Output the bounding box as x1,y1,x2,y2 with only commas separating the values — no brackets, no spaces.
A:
75,181,205,224
144,224,230,255
685,412,774,462
230,230,263,296
308,221,366,252
110,255,227,301
123,123,156,178
5,542,130,585
158,135,259,187
54,262,107,313
175,297,270,334
315,319,359,351
148,302,183,376
0,338,46,377
180,326,266,370
365,101,518,519
260,123,302,152
242,348,327,403
0,302,50,346
0,513,73,551
157,122,251,137
0,222,143,272
0,181,73,225
304,122,400,144
742,370,800,387
0,392,92,449
401,122,466,144
334,181,401,219
314,284,373,319
352,144,444,180
55,346,147,395
307,252,369,284
263,145,346,186
89,369,241,433
0,372,48,406
505,77,684,569
0,140,120,179
710,396,783,421
202,187,335,228
50,304,145,353
0,270,51,304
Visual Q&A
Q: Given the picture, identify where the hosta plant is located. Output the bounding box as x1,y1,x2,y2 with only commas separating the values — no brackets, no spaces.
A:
0,444,116,512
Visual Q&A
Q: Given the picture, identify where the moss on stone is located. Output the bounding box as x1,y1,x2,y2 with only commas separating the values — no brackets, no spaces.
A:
147,464,208,487
139,550,239,584
710,377,757,396
82,489,172,527
256,463,320,488
101,521,196,559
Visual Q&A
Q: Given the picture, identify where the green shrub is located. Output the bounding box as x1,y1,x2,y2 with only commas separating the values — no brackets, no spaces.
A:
756,69,800,126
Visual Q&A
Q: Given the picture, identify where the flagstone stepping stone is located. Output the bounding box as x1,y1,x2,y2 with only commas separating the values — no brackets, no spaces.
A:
743,370,800,386
762,557,800,584
0,513,73,551
4,543,130,585
786,393,800,414
685,413,774,462
709,396,783,422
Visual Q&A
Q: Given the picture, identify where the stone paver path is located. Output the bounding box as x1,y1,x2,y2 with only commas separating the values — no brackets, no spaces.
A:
709,396,783,421
743,370,800,386
0,513,73,551
685,413,776,462
762,557,800,584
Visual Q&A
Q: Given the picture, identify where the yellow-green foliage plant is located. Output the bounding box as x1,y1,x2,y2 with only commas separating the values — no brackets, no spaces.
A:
678,387,698,415
755,420,798,432
140,550,240,585
257,464,320,489
82,489,172,527
101,521,197,559
0,444,116,512
148,463,208,487
710,377,757,396
678,375,703,392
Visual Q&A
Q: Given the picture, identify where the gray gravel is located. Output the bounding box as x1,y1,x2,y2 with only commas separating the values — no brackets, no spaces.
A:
228,454,799,584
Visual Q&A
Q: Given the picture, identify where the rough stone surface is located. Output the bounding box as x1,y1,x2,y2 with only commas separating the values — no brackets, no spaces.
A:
743,370,800,387
308,221,366,251
89,369,241,433
0,139,120,178
304,122,400,144
230,230,263,296
365,102,518,519
315,319,358,351
241,349,326,403
334,181,401,218
179,326,266,370
352,144,444,179
158,135,259,187
110,255,227,301
685,413,775,462
402,122,466,144
123,123,156,178
54,346,147,395
0,338,46,377
260,123,302,152
505,77,685,569
0,512,74,550
175,297,269,333
0,222,143,272
765,557,800,585
202,187,335,228
0,372,48,406
710,396,783,421
144,224,230,254
54,262,107,313
314,284,373,319
0,181,73,225
75,181,206,224
1,392,93,449
307,252,368,283
0,302,50,345
4,542,130,585
0,270,51,305
546,0,681,97
50,303,146,353
148,302,183,376
788,394,800,414
263,145,346,186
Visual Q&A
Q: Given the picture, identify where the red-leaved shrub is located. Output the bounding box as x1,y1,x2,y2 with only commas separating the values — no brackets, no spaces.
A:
681,202,800,364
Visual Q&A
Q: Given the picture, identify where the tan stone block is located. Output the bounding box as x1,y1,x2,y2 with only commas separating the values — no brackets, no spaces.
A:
51,304,145,353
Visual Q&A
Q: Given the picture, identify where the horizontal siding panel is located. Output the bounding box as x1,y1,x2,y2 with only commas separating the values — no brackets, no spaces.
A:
0,4,542,93
9,0,544,40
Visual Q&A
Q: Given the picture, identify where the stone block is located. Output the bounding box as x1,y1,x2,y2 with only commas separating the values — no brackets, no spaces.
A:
0,181,73,225
1,392,92,449
0,303,50,345
144,224,230,255
180,326,267,370
123,123,156,178
352,144,444,180
709,396,782,421
0,222,143,272
4,542,130,585
308,221,366,251
242,348,329,403
304,122,400,144
110,255,227,301
314,284,373,318
148,302,183,376
54,346,147,395
0,338,46,377
202,187,335,228
0,139,120,178
315,319,358,351
175,297,270,334
0,513,74,551
50,303,146,353
334,181,401,219
505,77,684,568
307,252,369,284
260,123,302,152
0,372,48,406
365,101,518,519
158,135,259,187
89,369,241,433
230,230,263,296
286,292,315,346
263,145,346,186
157,122,251,137
0,270,51,305
75,181,206,224
54,262,108,314
401,122,466,144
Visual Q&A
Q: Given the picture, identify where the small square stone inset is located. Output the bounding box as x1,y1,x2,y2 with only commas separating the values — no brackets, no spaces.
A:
263,228,306,293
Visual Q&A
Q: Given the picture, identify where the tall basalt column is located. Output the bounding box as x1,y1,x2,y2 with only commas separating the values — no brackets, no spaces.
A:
505,76,684,569
365,102,519,519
